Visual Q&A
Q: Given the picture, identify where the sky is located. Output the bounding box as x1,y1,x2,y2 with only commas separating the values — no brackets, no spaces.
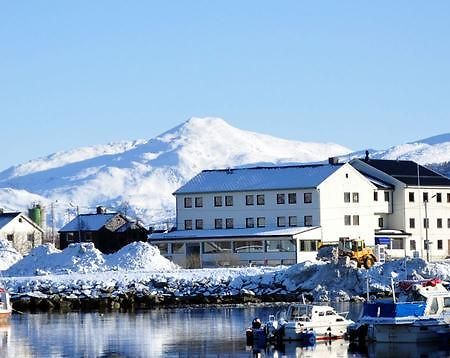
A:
1,1,450,170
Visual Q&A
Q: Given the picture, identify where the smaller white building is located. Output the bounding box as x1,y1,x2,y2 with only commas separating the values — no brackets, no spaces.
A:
0,211,44,255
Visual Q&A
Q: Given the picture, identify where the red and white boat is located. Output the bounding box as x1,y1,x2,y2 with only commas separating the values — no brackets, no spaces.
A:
0,288,11,323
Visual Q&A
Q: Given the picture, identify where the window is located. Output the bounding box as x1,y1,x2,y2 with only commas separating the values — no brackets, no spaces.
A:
266,239,296,252
288,193,297,204
195,197,203,208
447,193,450,203
214,196,222,207
392,238,404,250
246,195,254,206
304,193,312,204
225,218,233,229
289,216,297,227
257,217,265,228
424,218,429,229
304,215,312,227
257,194,265,205
409,218,415,229
27,233,34,242
234,240,264,253
410,240,416,251
409,192,415,202
277,193,285,204
184,197,192,208
423,192,429,202
344,192,351,203
353,215,360,225
299,240,321,252
448,218,450,229
374,192,378,201
378,217,384,228
277,216,286,227
424,240,429,250
437,240,443,250
6,234,14,241
195,219,203,230
384,191,390,202
246,217,254,228
215,218,223,229
203,241,232,254
172,243,185,254
225,195,233,206
437,218,442,229
156,243,168,255
352,192,359,203
184,219,192,230
344,215,351,226
436,193,442,203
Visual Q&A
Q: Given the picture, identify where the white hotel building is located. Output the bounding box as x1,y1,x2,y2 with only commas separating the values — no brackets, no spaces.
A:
149,157,450,267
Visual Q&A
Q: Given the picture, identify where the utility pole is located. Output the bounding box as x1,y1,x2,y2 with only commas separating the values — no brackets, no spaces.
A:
77,205,81,243
424,198,430,262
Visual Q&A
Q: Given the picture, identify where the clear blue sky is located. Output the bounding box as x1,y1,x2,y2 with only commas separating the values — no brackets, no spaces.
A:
1,1,450,170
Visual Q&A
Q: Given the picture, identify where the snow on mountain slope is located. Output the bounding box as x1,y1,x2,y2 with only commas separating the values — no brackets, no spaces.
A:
0,117,351,228
363,133,450,165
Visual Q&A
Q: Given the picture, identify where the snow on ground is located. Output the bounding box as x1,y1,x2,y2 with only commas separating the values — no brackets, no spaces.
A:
1,241,450,302
0,238,22,271
4,242,178,277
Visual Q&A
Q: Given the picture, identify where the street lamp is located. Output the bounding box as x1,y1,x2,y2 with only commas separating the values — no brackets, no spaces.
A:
424,194,436,262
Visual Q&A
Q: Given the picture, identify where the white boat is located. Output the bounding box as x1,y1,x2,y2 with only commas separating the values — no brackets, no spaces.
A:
0,287,11,324
348,278,450,343
268,303,354,341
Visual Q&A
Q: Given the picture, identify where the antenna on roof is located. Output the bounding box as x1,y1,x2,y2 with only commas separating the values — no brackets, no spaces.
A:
364,150,370,162
226,167,233,174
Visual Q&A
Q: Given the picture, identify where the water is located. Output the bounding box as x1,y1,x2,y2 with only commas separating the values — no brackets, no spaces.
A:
0,304,449,357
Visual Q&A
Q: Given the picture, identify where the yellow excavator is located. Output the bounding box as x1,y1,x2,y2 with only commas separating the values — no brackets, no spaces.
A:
338,237,377,269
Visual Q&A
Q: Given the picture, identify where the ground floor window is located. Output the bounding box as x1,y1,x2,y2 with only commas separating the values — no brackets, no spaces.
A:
437,239,443,250
299,240,321,252
234,240,264,253
172,243,185,254
391,238,404,249
202,241,232,254
409,240,416,251
266,239,296,252
155,243,169,255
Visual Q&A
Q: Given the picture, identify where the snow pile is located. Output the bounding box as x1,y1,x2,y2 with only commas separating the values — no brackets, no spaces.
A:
0,238,23,271
5,242,178,277
107,242,178,271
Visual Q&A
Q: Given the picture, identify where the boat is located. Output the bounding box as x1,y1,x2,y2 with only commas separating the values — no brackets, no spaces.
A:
267,303,354,341
347,278,450,343
0,287,11,324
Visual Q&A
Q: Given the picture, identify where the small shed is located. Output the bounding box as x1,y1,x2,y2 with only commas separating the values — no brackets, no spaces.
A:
58,207,148,253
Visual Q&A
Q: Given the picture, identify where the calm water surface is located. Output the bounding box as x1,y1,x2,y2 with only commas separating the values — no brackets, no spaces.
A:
1,303,449,357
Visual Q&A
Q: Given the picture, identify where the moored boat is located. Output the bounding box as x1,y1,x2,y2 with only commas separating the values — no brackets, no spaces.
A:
268,303,353,341
347,278,450,343
0,287,12,324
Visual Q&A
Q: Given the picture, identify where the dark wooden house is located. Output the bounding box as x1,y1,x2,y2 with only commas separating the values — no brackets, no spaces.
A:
58,207,148,253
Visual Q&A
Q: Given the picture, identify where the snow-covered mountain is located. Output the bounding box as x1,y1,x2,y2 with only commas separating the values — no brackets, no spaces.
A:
0,117,351,228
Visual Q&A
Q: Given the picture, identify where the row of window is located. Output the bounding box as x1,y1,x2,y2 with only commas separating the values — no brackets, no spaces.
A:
184,215,314,230
184,192,313,208
409,217,450,229
408,192,450,203
343,191,392,203
155,239,322,255
387,238,444,251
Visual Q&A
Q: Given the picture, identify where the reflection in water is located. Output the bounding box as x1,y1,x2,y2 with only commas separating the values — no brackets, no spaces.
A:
0,305,447,357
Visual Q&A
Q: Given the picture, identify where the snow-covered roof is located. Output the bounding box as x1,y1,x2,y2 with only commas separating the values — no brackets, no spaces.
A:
0,213,19,229
149,226,320,241
174,164,343,194
361,173,393,189
59,213,118,232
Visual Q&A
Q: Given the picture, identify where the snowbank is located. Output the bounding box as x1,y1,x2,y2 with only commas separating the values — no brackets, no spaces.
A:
0,238,22,271
4,242,178,277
